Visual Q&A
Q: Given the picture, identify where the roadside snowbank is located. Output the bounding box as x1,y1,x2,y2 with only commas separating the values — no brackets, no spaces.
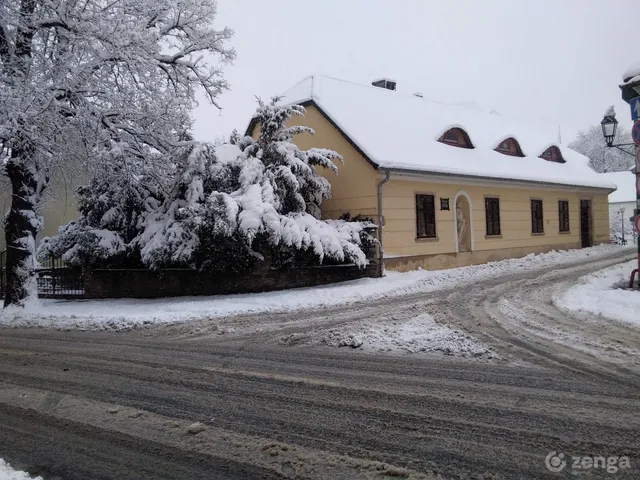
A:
0,460,41,480
0,244,630,331
279,313,496,358
554,260,640,327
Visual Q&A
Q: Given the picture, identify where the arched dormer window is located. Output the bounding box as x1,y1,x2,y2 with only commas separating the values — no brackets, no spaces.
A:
438,128,474,149
539,146,565,163
494,137,525,157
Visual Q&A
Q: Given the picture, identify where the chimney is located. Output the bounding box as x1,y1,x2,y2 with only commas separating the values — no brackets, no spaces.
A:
372,78,397,91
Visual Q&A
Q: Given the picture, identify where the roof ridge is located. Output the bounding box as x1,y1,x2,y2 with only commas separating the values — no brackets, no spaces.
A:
312,74,491,112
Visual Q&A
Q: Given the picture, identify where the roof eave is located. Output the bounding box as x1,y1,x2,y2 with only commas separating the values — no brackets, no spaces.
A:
376,165,616,193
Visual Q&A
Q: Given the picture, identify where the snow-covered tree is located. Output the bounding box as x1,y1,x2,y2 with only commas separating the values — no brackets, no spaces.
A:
0,0,234,306
253,99,343,218
138,99,374,271
569,124,633,173
43,100,375,274
38,157,166,267
609,209,636,245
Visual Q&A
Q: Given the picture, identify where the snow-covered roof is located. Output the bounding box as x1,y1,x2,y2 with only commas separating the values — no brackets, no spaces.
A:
274,75,615,190
600,171,637,204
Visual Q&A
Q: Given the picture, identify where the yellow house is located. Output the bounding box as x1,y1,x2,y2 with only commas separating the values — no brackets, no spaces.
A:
249,75,615,272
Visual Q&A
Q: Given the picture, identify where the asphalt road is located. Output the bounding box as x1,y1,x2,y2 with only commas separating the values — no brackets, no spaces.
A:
0,249,639,479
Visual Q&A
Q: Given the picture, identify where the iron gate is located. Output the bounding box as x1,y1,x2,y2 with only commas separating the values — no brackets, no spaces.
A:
37,254,84,298
0,251,83,299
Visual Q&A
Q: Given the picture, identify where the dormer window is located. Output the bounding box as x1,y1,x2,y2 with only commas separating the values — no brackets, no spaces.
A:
539,146,565,163
494,137,524,157
438,128,473,149
444,131,459,143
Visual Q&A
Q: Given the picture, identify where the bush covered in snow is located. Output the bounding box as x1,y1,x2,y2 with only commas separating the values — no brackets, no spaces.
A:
38,157,167,267
38,100,376,272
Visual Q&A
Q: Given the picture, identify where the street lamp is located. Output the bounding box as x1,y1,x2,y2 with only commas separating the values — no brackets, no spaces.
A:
600,108,618,147
600,106,635,155
621,206,626,245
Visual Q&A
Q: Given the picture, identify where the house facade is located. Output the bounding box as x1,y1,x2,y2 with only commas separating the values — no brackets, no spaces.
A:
249,75,615,271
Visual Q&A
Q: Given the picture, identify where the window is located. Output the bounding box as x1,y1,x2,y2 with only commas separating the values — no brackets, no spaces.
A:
485,197,501,236
558,200,570,232
494,137,525,157
416,194,437,238
539,146,566,163
443,131,459,143
531,199,544,234
438,128,474,149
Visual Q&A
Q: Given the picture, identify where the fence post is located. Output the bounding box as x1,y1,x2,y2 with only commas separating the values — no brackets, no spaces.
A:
50,252,56,296
0,250,4,298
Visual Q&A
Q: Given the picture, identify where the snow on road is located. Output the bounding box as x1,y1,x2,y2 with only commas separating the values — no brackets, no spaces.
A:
280,313,497,359
0,460,41,480
554,260,640,327
0,244,630,331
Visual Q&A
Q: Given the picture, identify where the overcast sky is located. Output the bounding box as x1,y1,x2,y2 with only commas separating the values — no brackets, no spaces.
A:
192,0,640,146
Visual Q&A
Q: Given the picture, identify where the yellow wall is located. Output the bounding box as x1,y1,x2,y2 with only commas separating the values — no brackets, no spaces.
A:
381,177,610,257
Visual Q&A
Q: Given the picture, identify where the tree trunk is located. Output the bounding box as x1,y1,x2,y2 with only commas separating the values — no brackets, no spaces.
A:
3,142,41,307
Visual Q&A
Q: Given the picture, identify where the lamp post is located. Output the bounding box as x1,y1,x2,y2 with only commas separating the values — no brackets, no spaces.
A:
601,109,618,147
600,108,635,154
621,206,626,245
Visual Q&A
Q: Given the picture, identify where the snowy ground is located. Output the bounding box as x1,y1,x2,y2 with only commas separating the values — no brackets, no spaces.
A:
0,244,629,332
279,313,497,359
489,257,640,371
554,260,640,328
0,460,41,480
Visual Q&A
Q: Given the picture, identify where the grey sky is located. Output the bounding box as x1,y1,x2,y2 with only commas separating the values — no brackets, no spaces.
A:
193,0,640,146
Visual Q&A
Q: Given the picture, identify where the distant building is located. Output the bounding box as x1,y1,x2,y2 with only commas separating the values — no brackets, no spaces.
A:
248,75,615,271
600,171,637,216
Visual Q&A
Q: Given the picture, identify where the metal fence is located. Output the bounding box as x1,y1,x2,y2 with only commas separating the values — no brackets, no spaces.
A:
0,250,5,299
37,254,84,298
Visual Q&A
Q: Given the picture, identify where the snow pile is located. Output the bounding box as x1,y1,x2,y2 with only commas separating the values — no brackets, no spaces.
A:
554,260,640,327
0,460,42,480
281,313,495,358
0,244,629,331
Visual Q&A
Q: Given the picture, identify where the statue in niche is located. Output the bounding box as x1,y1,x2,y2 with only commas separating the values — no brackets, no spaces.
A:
457,203,468,252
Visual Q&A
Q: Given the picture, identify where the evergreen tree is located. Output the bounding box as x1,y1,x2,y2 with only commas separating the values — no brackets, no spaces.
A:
45,100,375,273
255,98,342,218
38,153,166,267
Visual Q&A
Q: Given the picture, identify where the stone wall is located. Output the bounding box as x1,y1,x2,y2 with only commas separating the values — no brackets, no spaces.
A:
84,262,379,299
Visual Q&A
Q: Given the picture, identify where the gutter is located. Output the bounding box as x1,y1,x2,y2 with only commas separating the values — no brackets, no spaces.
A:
376,169,390,277
378,166,616,193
